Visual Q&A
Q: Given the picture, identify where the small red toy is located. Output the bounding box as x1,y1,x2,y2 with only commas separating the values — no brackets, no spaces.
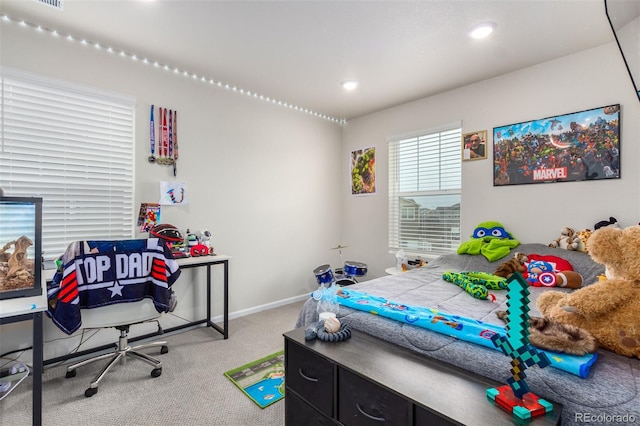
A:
190,244,210,257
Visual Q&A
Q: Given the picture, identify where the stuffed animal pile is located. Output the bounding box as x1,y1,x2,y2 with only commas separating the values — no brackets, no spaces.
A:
549,218,622,254
548,227,583,251
494,252,583,288
537,225,640,358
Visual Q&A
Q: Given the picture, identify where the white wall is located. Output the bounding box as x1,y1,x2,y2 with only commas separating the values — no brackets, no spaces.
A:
342,43,640,278
1,23,343,359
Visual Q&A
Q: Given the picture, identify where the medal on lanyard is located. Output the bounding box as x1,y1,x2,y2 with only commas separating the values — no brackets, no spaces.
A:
173,111,178,176
163,108,169,160
158,107,169,164
168,109,173,160
148,105,156,163
158,107,164,160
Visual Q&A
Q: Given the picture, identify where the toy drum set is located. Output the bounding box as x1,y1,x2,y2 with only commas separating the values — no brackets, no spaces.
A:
313,261,368,287
342,261,368,278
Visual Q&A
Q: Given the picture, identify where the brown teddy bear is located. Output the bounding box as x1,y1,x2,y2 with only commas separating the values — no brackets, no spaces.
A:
537,225,640,358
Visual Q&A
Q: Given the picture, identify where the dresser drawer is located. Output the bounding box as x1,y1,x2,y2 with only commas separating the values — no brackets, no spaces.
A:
285,389,335,426
285,339,334,417
414,404,457,426
338,367,410,426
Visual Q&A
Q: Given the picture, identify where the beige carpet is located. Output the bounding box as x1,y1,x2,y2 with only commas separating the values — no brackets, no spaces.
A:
0,300,306,426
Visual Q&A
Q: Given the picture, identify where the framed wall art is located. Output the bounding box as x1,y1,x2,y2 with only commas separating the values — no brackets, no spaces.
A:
462,130,488,161
493,104,620,186
351,146,376,195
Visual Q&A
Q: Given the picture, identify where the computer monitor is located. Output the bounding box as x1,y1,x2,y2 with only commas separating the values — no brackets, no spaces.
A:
0,196,43,300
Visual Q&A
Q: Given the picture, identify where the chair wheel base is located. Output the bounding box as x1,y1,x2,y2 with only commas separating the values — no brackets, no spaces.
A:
151,368,162,378
161,345,169,354
66,370,77,379
85,387,98,397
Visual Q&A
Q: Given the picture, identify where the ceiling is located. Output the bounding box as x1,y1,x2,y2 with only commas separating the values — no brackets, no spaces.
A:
0,0,618,121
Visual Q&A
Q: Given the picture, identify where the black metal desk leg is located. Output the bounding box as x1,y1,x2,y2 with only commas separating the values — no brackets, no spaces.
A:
199,260,229,338
33,311,43,426
206,264,212,328
223,260,228,339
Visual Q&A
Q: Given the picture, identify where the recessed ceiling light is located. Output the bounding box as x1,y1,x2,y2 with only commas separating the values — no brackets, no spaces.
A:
468,22,496,39
341,80,359,91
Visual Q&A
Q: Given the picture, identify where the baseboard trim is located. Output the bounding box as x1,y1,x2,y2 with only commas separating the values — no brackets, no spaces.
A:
211,293,309,323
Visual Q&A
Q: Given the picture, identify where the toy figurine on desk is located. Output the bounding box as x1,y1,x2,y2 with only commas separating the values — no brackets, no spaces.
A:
149,223,189,258
149,224,215,258
186,228,214,257
486,272,553,420
200,229,213,252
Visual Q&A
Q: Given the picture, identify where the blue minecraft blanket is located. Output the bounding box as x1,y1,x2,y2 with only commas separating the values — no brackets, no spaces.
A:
336,288,597,378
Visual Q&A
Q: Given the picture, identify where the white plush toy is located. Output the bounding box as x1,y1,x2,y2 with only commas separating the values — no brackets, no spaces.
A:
548,227,582,251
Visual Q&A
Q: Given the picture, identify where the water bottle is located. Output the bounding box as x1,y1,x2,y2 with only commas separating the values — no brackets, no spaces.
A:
317,281,339,320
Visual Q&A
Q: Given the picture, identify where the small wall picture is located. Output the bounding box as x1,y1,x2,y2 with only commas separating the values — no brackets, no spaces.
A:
137,202,161,232
351,146,376,195
462,130,487,161
160,181,188,205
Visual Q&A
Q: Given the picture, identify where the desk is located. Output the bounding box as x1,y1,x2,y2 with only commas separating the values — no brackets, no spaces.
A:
0,310,44,426
173,254,230,339
43,253,231,366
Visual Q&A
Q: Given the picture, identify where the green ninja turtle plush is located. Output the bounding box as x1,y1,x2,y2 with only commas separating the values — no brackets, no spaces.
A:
457,221,520,262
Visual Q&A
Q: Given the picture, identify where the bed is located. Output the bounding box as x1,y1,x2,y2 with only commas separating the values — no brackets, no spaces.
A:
295,244,640,425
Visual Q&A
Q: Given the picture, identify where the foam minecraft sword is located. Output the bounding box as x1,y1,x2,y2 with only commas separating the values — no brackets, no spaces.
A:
490,272,551,399
485,272,555,420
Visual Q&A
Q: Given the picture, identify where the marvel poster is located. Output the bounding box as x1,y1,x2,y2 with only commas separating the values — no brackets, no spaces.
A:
493,104,620,186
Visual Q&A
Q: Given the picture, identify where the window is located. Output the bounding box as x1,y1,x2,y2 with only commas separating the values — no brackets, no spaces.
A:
388,126,461,255
0,67,135,260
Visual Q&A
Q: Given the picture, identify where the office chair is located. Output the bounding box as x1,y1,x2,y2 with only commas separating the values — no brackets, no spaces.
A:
48,238,181,397
64,298,169,397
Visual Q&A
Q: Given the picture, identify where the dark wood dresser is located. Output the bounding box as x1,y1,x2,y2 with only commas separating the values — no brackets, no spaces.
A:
284,327,562,426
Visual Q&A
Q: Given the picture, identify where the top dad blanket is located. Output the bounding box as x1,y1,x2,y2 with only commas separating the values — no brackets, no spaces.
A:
47,239,181,335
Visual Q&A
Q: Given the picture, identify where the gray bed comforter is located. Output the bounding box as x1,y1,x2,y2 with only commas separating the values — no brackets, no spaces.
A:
295,244,640,425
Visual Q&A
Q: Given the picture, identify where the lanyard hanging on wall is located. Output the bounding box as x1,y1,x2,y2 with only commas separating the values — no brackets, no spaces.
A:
149,104,179,174
148,105,156,163
173,111,178,177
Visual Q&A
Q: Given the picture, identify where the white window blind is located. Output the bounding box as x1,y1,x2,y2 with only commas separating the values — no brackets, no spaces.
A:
0,67,135,260
389,127,461,255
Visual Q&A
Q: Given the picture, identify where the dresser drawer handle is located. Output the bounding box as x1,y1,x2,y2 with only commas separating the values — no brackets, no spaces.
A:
356,403,386,422
298,368,319,382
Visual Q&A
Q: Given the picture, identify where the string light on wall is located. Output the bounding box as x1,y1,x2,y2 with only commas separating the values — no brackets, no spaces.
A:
0,14,346,125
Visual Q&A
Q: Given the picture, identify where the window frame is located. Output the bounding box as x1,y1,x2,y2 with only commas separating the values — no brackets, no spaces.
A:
388,125,462,257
